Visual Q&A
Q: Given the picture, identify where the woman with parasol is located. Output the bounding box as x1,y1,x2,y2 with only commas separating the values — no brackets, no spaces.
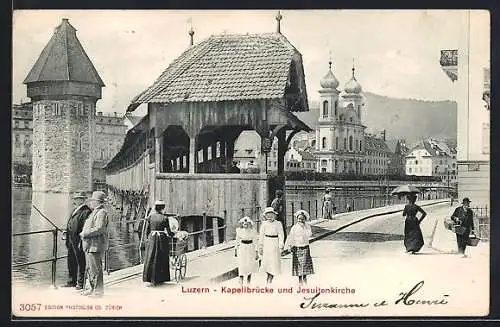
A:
391,185,427,254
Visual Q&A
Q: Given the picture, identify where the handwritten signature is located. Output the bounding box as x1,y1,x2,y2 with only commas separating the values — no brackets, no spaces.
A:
300,281,449,309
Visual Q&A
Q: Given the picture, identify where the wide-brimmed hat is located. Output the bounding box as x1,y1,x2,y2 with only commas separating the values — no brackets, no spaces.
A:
238,216,254,226
462,197,471,204
73,191,86,199
294,209,310,221
88,191,106,203
263,207,278,215
154,200,166,206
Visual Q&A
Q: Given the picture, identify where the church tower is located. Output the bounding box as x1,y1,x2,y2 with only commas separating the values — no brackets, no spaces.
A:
24,18,104,194
314,59,366,174
24,18,104,226
315,60,340,172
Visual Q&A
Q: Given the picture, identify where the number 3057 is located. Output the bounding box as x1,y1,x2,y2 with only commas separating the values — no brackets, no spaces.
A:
19,304,41,311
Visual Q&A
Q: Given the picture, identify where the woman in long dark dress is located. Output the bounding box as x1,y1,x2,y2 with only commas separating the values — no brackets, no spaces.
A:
402,194,427,254
142,200,175,286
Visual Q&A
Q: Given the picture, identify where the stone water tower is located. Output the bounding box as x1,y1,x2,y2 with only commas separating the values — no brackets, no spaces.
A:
24,18,104,225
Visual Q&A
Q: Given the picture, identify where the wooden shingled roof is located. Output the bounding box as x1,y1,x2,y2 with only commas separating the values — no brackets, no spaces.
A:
127,33,308,112
24,19,104,86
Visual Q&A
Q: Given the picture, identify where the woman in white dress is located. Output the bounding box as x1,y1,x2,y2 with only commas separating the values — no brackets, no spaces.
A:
285,210,314,285
259,207,285,284
235,216,259,285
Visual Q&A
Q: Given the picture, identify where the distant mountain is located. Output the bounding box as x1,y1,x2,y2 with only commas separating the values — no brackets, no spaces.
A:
295,92,457,145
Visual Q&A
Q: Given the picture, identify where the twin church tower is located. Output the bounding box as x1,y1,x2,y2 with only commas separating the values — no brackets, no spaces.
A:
314,60,366,174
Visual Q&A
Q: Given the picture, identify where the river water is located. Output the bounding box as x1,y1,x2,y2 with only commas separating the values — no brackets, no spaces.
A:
12,185,409,287
12,187,143,287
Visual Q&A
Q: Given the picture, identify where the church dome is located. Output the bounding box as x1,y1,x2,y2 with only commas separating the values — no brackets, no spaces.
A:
320,62,339,89
344,67,362,94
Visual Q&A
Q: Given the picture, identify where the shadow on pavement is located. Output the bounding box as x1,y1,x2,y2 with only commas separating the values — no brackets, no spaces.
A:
327,231,404,242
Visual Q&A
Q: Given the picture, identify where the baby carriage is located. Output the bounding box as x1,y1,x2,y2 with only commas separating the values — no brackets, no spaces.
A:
170,230,189,283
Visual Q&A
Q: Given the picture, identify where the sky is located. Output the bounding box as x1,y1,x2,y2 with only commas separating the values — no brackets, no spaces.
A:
12,10,490,117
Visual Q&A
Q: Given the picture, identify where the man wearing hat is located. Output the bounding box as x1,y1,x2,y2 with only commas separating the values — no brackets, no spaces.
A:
80,191,109,297
61,191,92,289
451,197,476,257
270,189,286,238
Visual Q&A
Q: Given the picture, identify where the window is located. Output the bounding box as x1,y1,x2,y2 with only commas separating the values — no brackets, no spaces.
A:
24,121,29,129
14,120,19,129
334,100,338,116
349,136,353,151
335,137,339,149
15,134,20,145
358,105,361,117
344,138,347,149
322,137,327,149
321,159,327,166
322,101,328,118
415,160,418,165
349,117,353,122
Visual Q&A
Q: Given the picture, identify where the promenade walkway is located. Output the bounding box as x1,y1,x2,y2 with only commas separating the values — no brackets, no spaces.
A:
13,198,490,317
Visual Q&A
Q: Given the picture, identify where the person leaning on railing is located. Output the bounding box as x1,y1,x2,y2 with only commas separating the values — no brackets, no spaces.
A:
61,191,92,290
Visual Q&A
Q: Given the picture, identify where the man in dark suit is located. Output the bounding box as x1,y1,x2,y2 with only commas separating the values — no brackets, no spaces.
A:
61,191,92,289
271,190,286,238
451,197,476,258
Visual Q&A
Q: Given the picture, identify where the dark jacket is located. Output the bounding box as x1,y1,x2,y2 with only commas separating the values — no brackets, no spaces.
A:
66,204,92,240
451,206,475,232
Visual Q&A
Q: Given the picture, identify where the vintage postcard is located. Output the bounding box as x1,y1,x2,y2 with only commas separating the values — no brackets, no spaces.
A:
11,9,490,318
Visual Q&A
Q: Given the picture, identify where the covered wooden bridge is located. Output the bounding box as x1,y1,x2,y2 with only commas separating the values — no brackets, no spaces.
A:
104,31,312,243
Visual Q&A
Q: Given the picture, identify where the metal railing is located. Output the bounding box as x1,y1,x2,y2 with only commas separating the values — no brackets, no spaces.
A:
471,206,489,241
104,212,228,274
12,228,65,288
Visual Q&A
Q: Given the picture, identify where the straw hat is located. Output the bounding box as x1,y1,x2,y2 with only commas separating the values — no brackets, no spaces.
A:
263,207,278,215
154,200,166,206
73,191,87,199
294,209,310,221
238,216,253,226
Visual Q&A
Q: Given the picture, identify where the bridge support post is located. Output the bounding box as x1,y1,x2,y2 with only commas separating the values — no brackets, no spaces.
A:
212,217,219,245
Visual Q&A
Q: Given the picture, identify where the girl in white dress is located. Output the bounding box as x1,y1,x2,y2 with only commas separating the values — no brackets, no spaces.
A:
284,210,314,285
258,207,285,284
235,216,259,284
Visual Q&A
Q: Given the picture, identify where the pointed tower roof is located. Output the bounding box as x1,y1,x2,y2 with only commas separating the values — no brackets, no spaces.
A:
24,18,104,86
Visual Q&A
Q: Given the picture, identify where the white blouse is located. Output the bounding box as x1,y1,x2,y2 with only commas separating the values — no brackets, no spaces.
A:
285,222,312,249
258,220,285,248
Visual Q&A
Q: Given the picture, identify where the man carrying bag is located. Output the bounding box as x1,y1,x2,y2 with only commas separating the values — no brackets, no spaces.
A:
450,197,476,258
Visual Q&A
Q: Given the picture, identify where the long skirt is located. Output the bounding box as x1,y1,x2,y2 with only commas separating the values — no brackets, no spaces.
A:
142,232,171,284
261,237,281,275
322,201,333,219
237,242,258,276
404,217,424,253
291,245,314,276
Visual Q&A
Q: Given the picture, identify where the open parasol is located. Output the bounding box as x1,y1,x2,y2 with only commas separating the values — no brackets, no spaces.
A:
390,184,421,196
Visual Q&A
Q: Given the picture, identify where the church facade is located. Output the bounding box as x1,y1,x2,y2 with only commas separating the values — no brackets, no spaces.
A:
314,61,366,174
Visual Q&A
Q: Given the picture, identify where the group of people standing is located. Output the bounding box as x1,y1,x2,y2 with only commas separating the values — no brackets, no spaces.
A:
62,191,109,298
235,203,315,285
402,194,477,258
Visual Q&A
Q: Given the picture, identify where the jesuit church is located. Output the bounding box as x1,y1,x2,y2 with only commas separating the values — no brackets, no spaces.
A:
313,60,367,174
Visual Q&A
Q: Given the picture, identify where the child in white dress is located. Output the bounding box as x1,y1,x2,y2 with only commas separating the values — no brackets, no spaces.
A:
258,207,285,284
235,216,259,284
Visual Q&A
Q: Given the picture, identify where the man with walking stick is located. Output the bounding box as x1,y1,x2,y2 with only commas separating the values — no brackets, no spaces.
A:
80,191,109,298
61,191,92,290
